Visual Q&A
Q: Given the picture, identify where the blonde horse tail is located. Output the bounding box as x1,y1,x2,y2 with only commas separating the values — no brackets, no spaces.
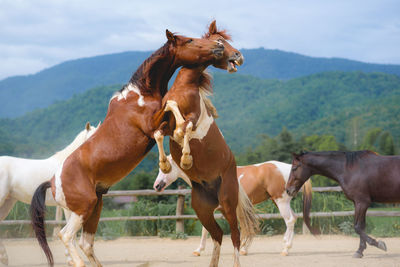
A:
302,179,320,235
236,182,260,249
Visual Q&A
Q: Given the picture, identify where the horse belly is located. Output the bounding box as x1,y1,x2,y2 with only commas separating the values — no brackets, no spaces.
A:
10,160,57,204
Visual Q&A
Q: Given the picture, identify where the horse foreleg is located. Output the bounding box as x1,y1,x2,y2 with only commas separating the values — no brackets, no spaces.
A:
154,130,171,173
79,196,103,267
193,226,208,256
0,197,17,265
165,100,185,142
180,122,193,170
191,183,222,267
353,201,386,258
275,197,296,256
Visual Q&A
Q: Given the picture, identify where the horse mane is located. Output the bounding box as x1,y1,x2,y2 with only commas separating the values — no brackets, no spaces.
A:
123,42,171,95
198,71,218,118
345,150,377,167
300,150,377,168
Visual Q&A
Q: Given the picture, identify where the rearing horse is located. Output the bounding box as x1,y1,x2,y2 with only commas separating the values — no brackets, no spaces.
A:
153,22,258,267
30,29,225,267
286,151,399,258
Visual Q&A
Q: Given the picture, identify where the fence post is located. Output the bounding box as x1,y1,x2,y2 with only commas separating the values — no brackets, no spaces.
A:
176,186,185,234
53,206,62,237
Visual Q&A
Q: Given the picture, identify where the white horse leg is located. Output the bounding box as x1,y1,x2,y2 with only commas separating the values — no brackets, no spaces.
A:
79,232,102,267
58,212,85,267
180,122,193,170
154,130,171,173
61,209,74,266
193,226,208,256
275,197,296,256
210,239,221,267
0,198,16,266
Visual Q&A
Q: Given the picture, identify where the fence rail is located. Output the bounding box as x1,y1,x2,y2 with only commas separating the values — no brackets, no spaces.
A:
2,187,399,231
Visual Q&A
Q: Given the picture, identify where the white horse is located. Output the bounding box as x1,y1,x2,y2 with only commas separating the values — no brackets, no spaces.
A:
0,122,98,265
153,155,312,257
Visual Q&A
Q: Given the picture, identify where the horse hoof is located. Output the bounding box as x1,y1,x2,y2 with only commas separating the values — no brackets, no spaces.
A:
280,251,288,256
352,252,363,258
0,255,8,266
159,160,171,173
180,155,193,170
240,250,247,256
67,260,74,266
193,251,201,256
378,240,387,251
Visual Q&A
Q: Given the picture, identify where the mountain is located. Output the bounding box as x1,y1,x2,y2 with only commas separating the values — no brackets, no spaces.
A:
1,71,399,156
1,48,400,118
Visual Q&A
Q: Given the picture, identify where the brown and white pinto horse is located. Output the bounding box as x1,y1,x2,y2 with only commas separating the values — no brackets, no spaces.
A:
30,29,226,267
154,156,313,256
153,23,258,267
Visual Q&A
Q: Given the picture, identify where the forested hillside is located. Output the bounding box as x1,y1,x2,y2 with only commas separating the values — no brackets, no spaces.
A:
1,48,400,117
1,71,398,157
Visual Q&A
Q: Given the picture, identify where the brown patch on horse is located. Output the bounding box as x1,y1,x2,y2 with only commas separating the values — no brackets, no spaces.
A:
238,163,286,204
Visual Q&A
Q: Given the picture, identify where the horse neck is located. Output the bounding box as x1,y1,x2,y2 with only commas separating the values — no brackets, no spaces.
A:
304,153,346,185
51,135,85,162
130,44,179,97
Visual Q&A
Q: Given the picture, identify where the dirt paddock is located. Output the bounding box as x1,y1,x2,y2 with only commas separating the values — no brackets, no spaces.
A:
2,235,400,267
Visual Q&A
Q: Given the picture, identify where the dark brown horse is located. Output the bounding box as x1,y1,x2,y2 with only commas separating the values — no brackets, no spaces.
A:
153,22,258,267
285,150,400,258
30,30,225,267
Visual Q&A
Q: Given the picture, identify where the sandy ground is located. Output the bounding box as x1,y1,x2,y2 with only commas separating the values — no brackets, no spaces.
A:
1,235,400,267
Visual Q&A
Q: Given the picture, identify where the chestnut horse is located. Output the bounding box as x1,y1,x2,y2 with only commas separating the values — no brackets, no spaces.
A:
153,24,258,267
285,151,400,258
30,29,226,267
153,155,313,256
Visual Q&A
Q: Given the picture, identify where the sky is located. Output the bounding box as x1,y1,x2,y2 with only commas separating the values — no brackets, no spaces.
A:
1,0,399,80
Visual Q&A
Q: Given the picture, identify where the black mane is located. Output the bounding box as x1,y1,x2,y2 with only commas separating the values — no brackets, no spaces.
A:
300,150,376,167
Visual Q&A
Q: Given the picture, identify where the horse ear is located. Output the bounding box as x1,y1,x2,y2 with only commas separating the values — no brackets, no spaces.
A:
85,122,91,131
96,121,101,128
166,29,176,43
208,20,217,35
292,152,300,160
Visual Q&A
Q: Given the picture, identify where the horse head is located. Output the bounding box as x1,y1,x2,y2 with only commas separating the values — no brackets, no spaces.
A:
166,30,224,66
153,155,191,192
203,20,244,73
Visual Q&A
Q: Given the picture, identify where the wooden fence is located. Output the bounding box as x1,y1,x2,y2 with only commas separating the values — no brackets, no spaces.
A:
2,186,400,235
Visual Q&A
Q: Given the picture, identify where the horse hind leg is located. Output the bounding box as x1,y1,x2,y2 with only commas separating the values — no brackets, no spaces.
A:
58,212,85,267
353,201,386,258
79,195,103,267
191,183,222,267
219,167,244,267
275,197,296,256
0,198,17,265
193,226,208,256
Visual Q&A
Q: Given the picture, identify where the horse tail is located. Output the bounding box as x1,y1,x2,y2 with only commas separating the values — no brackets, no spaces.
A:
302,179,320,235
30,181,54,266
236,181,260,249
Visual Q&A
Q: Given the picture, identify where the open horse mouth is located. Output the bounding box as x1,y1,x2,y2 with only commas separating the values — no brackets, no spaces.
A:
227,54,244,73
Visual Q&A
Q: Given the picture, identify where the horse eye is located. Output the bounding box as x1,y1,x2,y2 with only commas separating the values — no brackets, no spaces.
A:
187,39,193,44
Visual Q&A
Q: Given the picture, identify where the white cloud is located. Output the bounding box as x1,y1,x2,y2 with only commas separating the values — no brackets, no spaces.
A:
0,0,399,79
